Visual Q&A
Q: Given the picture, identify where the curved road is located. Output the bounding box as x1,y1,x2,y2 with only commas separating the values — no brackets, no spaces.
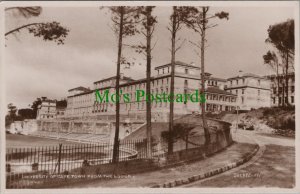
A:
181,130,295,188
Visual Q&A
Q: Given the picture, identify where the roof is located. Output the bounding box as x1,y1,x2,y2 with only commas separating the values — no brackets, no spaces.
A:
41,99,56,103
154,61,200,70
68,86,90,92
93,76,135,84
206,86,237,96
267,72,295,78
209,76,226,82
227,73,267,81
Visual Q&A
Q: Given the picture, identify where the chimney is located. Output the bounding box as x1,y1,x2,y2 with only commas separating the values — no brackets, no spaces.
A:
238,70,243,77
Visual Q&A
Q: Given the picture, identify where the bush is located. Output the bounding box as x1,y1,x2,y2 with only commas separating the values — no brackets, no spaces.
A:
246,125,254,131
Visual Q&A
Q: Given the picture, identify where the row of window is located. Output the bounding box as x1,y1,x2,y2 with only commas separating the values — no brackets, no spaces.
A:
273,86,295,94
229,89,262,96
273,96,295,104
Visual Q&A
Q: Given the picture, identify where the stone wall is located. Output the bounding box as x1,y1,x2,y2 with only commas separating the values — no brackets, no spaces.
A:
8,120,39,135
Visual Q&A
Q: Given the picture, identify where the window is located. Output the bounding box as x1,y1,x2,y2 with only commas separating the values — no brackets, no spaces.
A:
242,89,245,95
258,79,261,85
184,80,188,86
185,68,188,74
241,97,244,104
236,90,238,95
273,97,275,104
230,81,232,85
242,78,245,84
291,96,294,103
273,88,277,94
258,90,260,96
236,80,239,85
291,86,295,93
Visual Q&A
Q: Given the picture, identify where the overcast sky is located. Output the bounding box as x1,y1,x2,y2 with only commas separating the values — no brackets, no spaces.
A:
4,5,295,109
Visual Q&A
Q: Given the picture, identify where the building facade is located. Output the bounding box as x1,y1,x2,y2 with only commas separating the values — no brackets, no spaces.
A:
36,100,57,119
268,72,295,106
65,61,237,122
225,73,271,110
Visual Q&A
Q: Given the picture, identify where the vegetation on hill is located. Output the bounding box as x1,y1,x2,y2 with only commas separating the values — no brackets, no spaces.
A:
220,106,295,137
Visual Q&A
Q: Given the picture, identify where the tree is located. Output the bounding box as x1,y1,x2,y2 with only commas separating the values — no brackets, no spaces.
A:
263,51,281,106
266,19,294,106
131,6,157,158
161,123,196,151
5,7,69,45
104,6,141,163
180,6,229,146
18,108,35,120
6,103,17,126
7,103,17,118
166,6,194,154
31,98,42,118
56,99,67,108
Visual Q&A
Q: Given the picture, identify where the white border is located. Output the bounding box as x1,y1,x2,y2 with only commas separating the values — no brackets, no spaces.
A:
1,1,299,194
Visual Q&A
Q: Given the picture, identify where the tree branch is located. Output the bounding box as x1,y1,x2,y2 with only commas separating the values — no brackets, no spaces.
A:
5,23,41,36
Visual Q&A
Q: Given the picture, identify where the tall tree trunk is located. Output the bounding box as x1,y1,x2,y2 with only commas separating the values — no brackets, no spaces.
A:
285,51,289,106
282,67,285,107
200,7,210,146
112,6,124,164
168,6,177,155
146,7,152,158
276,64,280,106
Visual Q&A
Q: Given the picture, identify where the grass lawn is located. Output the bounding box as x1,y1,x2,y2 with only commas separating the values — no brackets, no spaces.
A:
6,134,80,148
197,144,295,188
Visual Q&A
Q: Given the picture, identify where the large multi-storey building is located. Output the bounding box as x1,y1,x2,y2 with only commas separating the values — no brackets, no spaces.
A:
36,99,57,119
268,72,295,106
65,61,238,121
225,73,271,110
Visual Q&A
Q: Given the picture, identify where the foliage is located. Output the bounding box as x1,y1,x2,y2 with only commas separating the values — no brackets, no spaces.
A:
31,98,42,118
27,22,69,45
56,99,67,108
5,6,42,18
266,19,294,53
5,7,69,45
6,103,17,126
130,6,157,55
263,51,279,68
18,108,35,120
161,123,196,142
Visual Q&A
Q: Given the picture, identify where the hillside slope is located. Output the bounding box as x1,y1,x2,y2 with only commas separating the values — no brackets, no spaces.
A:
220,107,295,137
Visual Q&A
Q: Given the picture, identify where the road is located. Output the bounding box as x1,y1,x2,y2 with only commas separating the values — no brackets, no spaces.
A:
181,129,295,188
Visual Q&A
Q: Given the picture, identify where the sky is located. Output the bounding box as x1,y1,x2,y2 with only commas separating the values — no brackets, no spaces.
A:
4,5,296,109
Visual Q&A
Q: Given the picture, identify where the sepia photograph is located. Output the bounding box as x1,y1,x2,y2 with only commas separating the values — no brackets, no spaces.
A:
0,1,299,193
